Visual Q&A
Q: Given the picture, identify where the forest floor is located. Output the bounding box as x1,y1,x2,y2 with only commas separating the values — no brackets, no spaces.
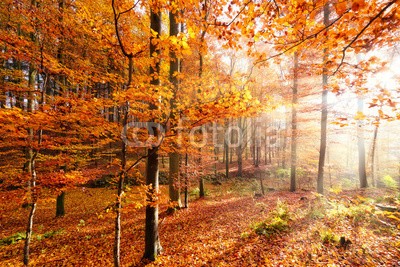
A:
1,179,400,266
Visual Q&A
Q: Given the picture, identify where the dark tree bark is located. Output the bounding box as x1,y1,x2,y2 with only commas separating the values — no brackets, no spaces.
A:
55,191,65,217
111,1,136,265
290,52,298,192
197,6,208,197
225,120,230,179
184,153,189,208
237,118,244,177
168,9,181,208
143,9,162,261
317,2,330,194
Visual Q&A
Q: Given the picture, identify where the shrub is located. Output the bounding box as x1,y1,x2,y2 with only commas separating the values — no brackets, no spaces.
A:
381,175,398,189
276,168,289,179
0,232,26,246
253,217,288,236
320,228,339,244
253,200,290,237
0,229,65,246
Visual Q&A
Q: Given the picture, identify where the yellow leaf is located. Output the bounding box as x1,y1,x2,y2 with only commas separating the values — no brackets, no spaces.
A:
354,111,366,120
188,27,196,39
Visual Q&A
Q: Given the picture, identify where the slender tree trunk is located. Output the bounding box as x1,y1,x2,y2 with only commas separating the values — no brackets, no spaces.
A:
259,172,265,195
282,114,288,168
357,97,368,188
214,147,218,175
237,118,243,177
254,120,260,167
229,124,234,164
56,191,65,217
245,118,249,160
225,121,229,179
290,52,298,192
24,57,40,266
197,21,207,197
370,120,379,187
199,175,205,198
169,153,181,206
317,2,330,194
114,104,128,267
143,9,162,261
168,10,181,208
23,143,37,267
327,145,332,188
184,153,189,208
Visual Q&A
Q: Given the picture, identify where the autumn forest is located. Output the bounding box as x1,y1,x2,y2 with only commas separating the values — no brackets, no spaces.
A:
1,0,400,266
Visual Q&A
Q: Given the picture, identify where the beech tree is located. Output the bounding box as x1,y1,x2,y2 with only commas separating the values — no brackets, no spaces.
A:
143,5,163,261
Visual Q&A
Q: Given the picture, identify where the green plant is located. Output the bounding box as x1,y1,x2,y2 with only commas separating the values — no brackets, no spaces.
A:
0,229,65,246
42,229,65,239
252,200,290,237
0,232,26,246
240,231,250,239
253,216,288,236
271,200,289,221
381,175,398,189
276,168,289,179
320,229,339,244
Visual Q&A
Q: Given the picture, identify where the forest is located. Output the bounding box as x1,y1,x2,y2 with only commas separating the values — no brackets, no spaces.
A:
0,0,400,266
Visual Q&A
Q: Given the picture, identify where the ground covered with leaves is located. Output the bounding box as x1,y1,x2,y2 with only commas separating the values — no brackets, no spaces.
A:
1,181,400,266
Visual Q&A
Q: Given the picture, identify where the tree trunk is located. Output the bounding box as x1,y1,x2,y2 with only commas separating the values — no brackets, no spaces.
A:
237,118,243,177
169,153,181,207
23,147,37,267
317,2,330,194
111,0,135,259
357,97,368,188
259,172,265,195
144,146,162,260
23,34,39,264
225,124,229,179
199,176,205,198
370,120,379,187
184,153,189,209
168,10,181,208
290,52,298,192
282,114,288,168
113,104,128,267
55,191,65,217
197,14,207,198
143,9,162,261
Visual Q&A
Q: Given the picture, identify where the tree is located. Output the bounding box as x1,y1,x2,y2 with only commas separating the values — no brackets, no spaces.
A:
317,2,330,195
290,52,298,192
370,118,380,187
143,6,163,261
357,96,368,188
168,4,182,209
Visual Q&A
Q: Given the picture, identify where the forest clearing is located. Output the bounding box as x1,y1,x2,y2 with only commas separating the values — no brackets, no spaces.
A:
1,171,400,266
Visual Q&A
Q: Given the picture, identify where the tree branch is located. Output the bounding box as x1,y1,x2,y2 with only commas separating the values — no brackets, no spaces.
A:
331,0,398,75
111,0,140,58
255,9,351,66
